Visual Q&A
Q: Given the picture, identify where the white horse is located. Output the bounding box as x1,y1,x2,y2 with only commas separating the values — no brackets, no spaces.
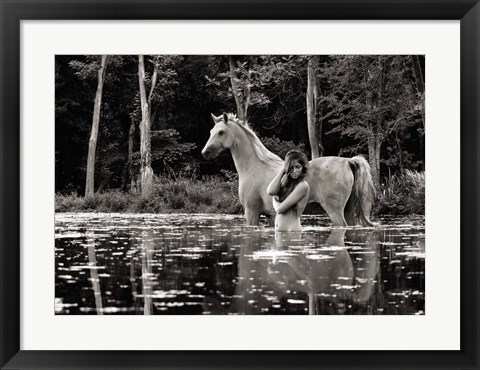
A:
201,113,375,226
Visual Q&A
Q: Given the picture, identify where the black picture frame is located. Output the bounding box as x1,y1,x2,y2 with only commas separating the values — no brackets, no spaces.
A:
1,1,478,369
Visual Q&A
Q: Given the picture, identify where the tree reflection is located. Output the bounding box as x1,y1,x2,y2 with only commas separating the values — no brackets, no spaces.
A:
140,229,154,315
87,233,104,315
56,215,423,315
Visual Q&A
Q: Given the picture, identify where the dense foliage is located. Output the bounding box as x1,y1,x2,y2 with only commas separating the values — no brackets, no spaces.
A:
55,174,242,214
55,55,424,214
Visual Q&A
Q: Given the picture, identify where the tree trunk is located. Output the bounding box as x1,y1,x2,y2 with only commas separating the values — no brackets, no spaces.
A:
85,55,108,196
317,86,324,157
128,117,137,193
307,56,320,159
228,56,250,121
396,133,404,171
410,55,425,171
410,55,424,94
138,55,154,196
367,122,379,189
96,175,110,194
365,59,382,190
373,60,384,189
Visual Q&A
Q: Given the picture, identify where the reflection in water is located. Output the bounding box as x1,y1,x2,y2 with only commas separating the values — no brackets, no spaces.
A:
87,234,103,315
140,229,154,315
231,228,381,315
55,213,425,315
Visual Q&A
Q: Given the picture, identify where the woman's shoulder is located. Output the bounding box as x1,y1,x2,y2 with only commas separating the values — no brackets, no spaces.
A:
297,181,310,192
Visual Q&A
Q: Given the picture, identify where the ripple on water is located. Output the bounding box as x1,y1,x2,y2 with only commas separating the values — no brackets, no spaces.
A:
55,213,425,315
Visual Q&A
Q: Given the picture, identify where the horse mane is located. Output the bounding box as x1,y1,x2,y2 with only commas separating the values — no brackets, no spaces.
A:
226,113,283,166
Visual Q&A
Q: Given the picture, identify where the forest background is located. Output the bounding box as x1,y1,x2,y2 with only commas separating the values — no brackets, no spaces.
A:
55,55,425,216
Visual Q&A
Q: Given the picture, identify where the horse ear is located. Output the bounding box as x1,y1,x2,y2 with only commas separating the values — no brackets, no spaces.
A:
211,113,220,125
223,112,229,124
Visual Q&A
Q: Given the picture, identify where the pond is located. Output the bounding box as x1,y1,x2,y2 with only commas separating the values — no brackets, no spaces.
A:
55,213,425,315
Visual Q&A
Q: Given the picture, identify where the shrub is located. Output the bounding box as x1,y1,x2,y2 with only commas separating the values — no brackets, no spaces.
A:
97,191,131,212
55,193,84,212
51,142,247,215
83,194,99,210
55,173,243,214
56,169,424,216
376,170,425,215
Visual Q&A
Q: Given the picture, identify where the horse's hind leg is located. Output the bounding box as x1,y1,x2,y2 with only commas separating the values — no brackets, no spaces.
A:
327,209,348,227
318,191,349,227
321,202,348,227
344,192,356,226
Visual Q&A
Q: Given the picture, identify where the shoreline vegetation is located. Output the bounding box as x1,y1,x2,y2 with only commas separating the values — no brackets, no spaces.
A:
56,169,425,216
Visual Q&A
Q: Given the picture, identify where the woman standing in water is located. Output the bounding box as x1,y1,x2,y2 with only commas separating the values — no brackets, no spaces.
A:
267,150,310,232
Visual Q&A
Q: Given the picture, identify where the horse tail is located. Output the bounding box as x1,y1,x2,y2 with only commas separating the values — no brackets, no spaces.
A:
348,156,376,226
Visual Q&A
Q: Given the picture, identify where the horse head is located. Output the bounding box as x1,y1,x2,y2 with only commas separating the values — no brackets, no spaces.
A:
201,113,236,160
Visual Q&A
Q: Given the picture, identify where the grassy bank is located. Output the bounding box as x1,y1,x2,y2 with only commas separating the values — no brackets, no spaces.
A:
375,170,425,215
56,174,242,214
56,170,425,216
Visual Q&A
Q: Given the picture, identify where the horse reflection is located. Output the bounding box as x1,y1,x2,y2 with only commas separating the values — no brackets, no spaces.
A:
225,228,381,315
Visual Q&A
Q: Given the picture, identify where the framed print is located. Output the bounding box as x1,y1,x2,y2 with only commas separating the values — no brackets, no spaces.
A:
1,0,479,369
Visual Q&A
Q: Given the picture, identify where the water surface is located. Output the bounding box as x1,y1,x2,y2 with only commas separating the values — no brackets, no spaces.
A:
55,213,425,315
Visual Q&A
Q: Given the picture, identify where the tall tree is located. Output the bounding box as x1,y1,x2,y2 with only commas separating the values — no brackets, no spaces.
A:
366,58,383,189
85,55,108,196
321,55,424,186
138,55,155,195
229,56,250,121
410,55,424,94
135,55,183,193
307,56,321,159
56,55,424,193
127,116,137,192
410,55,425,171
206,56,286,123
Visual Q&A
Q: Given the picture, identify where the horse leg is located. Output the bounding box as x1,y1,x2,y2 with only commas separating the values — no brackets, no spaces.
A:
322,202,348,227
266,211,276,227
314,189,349,227
245,207,261,226
344,192,356,226
327,210,348,227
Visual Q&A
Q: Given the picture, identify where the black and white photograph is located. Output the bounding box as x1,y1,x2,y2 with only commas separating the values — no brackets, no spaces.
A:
55,54,425,315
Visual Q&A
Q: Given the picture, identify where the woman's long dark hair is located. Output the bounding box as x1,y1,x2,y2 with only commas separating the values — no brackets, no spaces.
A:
276,150,309,202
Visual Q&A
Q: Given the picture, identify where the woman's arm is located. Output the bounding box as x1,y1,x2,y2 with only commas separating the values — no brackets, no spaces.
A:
272,197,281,212
267,168,286,196
273,182,310,214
